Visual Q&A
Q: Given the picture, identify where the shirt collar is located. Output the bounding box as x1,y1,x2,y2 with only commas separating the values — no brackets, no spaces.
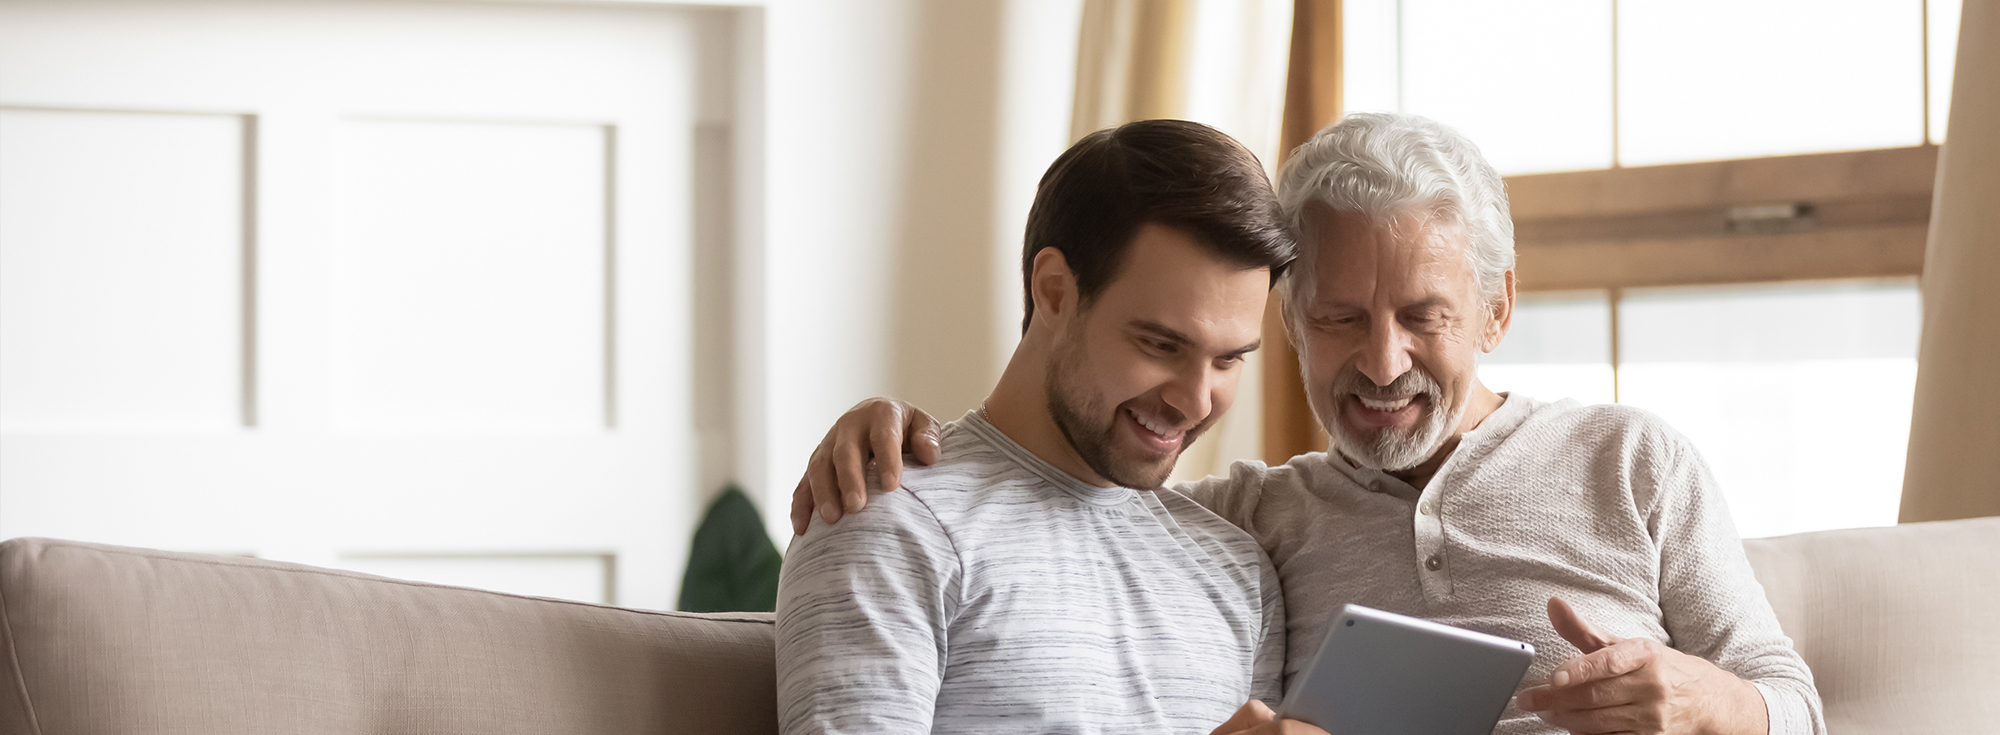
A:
955,410,1136,506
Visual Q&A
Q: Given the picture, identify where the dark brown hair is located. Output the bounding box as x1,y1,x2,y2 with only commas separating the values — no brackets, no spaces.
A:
1020,119,1293,333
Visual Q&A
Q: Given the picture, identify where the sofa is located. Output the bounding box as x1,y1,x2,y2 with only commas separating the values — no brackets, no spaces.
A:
2,516,1996,735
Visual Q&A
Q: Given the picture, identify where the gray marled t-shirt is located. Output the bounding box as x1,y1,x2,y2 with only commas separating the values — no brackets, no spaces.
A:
777,411,1286,735
1181,394,1826,735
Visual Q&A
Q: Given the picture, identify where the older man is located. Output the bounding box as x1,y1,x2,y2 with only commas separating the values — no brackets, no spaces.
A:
793,113,1825,735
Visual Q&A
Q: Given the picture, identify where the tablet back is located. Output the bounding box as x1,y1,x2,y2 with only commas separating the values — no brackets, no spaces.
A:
1278,604,1534,735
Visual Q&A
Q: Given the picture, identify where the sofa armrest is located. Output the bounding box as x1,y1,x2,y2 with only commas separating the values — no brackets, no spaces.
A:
1743,516,2000,734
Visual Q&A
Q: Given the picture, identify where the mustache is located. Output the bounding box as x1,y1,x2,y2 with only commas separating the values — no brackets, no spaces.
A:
1330,366,1442,401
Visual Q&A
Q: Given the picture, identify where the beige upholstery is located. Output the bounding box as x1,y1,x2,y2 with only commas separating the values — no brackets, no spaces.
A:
3,517,1995,734
0,538,777,735
1743,516,2000,733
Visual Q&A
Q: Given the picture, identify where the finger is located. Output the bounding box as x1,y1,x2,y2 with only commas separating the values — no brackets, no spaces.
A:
1513,684,1551,712
908,407,942,465
1541,701,1649,735
1552,638,1655,688
832,433,872,515
790,476,813,535
1209,700,1275,735
1539,670,1655,712
808,443,843,525
1547,597,1618,657
1269,721,1331,735
871,421,906,495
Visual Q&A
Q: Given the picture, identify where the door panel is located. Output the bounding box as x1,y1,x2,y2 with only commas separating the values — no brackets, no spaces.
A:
0,0,730,610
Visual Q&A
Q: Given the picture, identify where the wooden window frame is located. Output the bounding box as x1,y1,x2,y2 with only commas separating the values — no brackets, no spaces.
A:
1261,144,1938,464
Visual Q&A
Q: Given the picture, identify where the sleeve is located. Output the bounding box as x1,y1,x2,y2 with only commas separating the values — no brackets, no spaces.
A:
775,488,964,735
1638,429,1828,735
1171,459,1271,539
1248,548,1289,709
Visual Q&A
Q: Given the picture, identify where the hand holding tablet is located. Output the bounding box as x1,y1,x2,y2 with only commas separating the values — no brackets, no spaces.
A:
1278,604,1536,735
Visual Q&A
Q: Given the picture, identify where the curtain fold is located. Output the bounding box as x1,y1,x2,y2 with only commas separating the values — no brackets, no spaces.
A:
1262,0,1341,466
1900,0,2000,522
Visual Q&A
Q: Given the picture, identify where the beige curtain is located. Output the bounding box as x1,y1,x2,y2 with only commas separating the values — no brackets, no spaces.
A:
1072,0,1195,140
1900,0,2000,522
1069,0,1294,481
1262,0,1340,466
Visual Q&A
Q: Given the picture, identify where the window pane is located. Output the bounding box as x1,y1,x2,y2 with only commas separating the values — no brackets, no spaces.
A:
1616,279,1921,538
1618,0,1925,166
1342,0,1403,116
1929,0,1963,144
1401,0,1614,175
1481,291,1616,406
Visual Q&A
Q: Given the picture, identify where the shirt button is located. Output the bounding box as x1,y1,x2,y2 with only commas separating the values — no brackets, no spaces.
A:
1425,555,1443,571
1419,501,1437,516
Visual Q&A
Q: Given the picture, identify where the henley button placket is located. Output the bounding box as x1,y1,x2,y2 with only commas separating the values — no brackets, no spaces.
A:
1413,488,1453,598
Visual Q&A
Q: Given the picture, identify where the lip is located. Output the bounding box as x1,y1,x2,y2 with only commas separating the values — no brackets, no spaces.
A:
1342,393,1428,430
1122,407,1183,457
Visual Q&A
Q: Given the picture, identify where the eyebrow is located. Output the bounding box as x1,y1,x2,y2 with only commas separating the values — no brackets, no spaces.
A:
1129,320,1262,358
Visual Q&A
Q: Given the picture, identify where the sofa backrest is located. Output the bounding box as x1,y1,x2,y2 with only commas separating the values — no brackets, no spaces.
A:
1743,516,2000,734
7,518,1997,735
0,538,778,735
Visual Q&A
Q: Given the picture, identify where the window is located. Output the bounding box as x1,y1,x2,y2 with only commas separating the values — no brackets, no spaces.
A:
1481,291,1615,406
1344,0,1961,169
1619,279,1920,537
1479,279,1921,537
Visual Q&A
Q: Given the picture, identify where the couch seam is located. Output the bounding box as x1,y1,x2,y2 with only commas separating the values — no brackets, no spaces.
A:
0,549,48,735
28,539,773,625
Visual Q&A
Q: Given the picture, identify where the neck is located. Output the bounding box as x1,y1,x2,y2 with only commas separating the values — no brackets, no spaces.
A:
1383,379,1505,490
981,339,1117,487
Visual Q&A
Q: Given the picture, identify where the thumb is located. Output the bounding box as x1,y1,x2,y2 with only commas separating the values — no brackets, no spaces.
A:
908,407,942,466
1547,597,1616,655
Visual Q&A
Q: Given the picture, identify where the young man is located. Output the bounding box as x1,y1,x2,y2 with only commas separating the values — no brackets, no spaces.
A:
776,120,1322,735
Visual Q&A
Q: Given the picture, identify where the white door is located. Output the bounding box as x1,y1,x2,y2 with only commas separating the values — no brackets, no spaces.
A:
0,0,742,610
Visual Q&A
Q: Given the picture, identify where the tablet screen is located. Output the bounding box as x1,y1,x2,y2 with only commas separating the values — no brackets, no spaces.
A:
1279,604,1535,735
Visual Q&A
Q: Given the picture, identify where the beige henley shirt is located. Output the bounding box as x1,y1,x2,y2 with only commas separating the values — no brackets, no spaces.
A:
1180,393,1825,735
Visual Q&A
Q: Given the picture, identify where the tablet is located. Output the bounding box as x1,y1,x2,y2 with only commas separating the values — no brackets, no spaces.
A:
1278,604,1535,735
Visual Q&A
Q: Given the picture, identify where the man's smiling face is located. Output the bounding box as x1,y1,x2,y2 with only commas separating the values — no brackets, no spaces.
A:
1045,222,1269,489
1290,205,1505,471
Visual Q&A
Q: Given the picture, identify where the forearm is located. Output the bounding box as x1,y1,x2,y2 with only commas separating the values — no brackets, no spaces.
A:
1702,674,1769,735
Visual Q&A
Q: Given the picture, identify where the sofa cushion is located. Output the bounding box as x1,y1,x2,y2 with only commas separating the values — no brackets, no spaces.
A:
1743,516,2000,734
0,538,777,735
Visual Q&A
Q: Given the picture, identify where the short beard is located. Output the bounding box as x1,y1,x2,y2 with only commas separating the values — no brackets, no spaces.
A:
1043,334,1189,489
1323,366,1462,472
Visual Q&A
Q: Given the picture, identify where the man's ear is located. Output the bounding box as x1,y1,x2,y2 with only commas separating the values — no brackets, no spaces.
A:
1030,247,1079,331
1481,269,1517,353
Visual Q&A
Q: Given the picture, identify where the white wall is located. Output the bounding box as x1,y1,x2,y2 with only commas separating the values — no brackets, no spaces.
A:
746,0,1083,540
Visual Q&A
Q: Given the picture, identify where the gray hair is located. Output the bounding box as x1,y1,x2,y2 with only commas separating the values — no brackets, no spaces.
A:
1276,112,1515,316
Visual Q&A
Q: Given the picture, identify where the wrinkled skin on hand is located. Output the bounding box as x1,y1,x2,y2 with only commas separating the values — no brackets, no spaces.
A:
1515,598,1769,735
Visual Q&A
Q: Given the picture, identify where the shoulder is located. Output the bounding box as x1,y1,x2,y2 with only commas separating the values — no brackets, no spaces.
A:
1498,397,1717,517
1174,452,1336,510
1505,398,1701,463
888,422,1032,521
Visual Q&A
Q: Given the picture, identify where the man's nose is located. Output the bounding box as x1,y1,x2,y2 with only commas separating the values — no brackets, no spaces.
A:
1356,318,1413,387
1158,362,1215,428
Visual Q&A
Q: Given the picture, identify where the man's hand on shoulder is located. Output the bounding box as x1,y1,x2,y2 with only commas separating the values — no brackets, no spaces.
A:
789,397,943,536
1516,597,1770,735
1208,700,1330,735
